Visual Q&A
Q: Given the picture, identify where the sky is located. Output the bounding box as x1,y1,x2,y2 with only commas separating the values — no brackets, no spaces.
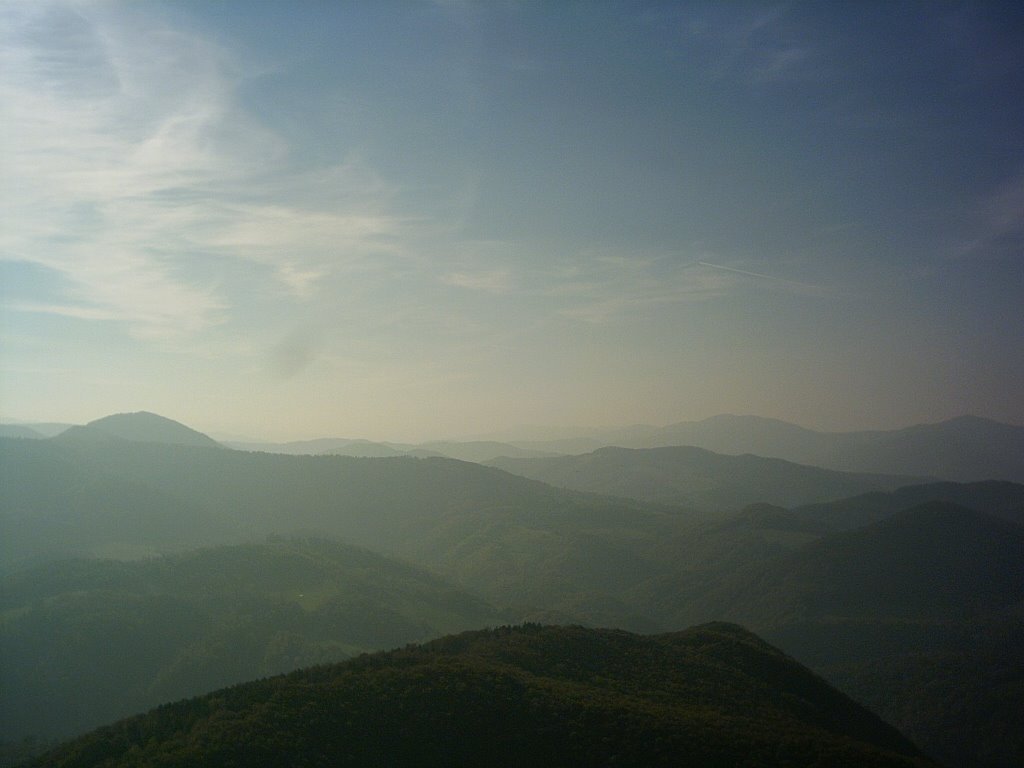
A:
1,1,1022,442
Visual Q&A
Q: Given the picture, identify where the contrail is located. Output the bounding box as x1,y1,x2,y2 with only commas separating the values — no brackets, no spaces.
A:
697,261,780,280
696,261,821,290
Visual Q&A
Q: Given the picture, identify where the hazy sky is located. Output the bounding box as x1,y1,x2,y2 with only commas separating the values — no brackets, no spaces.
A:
2,1,1022,441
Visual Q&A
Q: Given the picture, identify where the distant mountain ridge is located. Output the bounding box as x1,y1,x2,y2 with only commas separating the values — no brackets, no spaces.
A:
0,433,687,621
788,480,1024,532
0,424,44,439
228,436,558,462
504,414,1024,483
58,412,222,449
52,410,1024,481
0,422,72,438
488,444,923,510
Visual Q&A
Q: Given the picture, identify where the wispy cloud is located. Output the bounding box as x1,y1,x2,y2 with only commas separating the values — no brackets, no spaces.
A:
442,270,514,293
533,251,730,324
427,242,829,327
955,173,1024,258
665,3,821,87
0,2,406,338
696,260,825,294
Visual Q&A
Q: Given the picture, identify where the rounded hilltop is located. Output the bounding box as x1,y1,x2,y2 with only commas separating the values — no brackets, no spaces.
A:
57,411,222,448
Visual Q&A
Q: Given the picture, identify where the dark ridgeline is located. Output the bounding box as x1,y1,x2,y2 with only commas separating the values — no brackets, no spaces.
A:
26,623,934,768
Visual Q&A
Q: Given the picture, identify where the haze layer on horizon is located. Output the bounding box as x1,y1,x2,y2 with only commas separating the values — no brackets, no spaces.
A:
2,1,1022,442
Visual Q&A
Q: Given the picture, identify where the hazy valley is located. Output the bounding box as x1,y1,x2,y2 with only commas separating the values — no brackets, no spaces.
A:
1,411,1022,767
6,2,1021,765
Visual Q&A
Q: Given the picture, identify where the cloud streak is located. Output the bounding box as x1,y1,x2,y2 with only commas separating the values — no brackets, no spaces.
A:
696,260,824,292
0,2,407,338
954,173,1024,258
442,270,514,293
536,252,731,324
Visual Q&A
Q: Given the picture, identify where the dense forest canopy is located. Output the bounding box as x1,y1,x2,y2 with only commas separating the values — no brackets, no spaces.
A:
25,624,935,768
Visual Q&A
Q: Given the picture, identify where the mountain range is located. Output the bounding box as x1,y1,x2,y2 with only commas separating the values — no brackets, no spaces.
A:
2,410,1023,767
0,428,688,624
497,414,1024,483
7,410,1021,482
227,437,558,462
488,444,923,509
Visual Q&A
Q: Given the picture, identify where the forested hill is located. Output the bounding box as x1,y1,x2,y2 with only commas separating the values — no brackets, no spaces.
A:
0,539,505,743
693,502,1024,627
680,502,1024,768
0,435,684,571
787,480,1024,532
0,434,689,626
28,623,934,768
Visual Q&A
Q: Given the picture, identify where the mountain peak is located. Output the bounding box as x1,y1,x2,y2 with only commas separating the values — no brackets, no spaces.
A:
62,411,221,448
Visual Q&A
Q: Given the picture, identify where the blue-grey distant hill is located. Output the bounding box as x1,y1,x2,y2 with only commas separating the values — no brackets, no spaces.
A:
488,445,924,510
57,411,222,449
0,430,687,623
229,437,409,457
506,414,1024,483
322,440,412,458
787,480,1024,532
0,422,73,438
410,441,560,462
228,437,557,462
0,424,44,439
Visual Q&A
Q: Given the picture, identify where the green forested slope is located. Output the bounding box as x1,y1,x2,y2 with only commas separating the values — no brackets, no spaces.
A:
0,436,690,622
699,503,1024,625
681,503,1024,768
27,623,934,768
0,539,503,742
